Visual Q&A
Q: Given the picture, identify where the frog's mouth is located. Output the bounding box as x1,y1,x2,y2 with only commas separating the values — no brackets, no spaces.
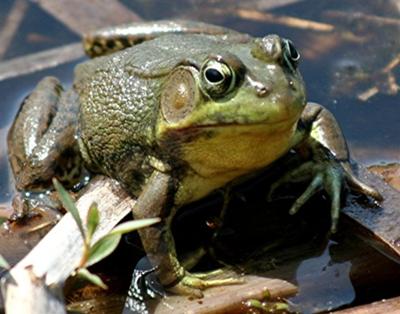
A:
190,115,300,131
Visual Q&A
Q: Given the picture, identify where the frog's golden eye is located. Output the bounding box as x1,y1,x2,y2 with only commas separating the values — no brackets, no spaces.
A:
201,59,236,98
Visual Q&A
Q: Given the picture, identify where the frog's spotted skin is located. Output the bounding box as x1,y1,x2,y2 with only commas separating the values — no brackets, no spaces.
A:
7,20,381,298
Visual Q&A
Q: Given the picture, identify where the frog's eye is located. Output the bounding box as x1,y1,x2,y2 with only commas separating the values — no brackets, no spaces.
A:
201,59,235,98
282,39,300,71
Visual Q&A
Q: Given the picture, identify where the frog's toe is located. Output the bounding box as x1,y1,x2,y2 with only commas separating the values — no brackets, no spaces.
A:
345,171,383,201
267,161,314,201
288,174,323,215
168,271,244,298
273,159,344,232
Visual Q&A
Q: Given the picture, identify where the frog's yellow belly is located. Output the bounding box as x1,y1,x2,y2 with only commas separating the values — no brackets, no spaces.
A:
176,121,298,205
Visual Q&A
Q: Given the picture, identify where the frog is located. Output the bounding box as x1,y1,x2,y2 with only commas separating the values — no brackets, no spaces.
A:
7,20,381,297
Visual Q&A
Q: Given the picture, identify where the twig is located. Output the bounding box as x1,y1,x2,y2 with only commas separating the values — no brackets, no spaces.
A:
0,42,84,82
357,53,400,101
325,10,400,27
211,8,335,32
0,0,28,60
37,0,142,35
357,86,379,102
332,295,400,313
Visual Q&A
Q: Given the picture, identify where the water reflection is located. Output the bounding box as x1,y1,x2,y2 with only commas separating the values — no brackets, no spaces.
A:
290,240,355,313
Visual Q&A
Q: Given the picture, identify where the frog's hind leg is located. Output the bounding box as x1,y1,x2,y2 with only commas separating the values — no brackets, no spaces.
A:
83,19,249,57
7,76,81,191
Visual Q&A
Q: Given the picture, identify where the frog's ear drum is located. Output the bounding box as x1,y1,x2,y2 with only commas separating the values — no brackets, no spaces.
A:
160,68,199,124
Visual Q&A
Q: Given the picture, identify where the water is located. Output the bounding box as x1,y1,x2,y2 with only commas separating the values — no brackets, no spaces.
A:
0,0,399,313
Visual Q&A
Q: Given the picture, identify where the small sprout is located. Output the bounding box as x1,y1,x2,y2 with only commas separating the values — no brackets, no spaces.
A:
0,254,10,269
53,178,85,240
52,179,161,287
86,202,100,243
86,233,121,267
86,218,160,267
262,289,271,300
273,302,290,311
245,299,263,308
109,218,160,236
77,268,107,289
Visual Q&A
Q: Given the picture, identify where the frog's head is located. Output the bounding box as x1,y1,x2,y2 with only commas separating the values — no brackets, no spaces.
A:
156,35,306,178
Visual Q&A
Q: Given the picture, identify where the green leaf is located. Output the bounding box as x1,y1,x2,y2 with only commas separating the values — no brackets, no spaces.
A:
76,268,107,289
273,303,289,311
109,217,160,236
52,178,85,240
86,202,100,243
0,254,10,269
86,233,121,267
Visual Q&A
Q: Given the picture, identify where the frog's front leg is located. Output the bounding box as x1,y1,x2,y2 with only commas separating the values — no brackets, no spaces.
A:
7,77,81,191
270,102,382,232
133,171,241,298
83,19,248,57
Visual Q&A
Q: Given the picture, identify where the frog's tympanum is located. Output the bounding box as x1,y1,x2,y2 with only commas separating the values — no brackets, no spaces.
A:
7,20,381,297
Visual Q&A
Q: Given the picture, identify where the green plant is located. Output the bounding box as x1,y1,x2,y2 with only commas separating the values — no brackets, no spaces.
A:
53,178,159,288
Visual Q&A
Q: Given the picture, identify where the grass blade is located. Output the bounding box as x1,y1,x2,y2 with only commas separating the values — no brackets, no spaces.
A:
86,233,121,267
86,202,100,243
77,268,107,289
0,254,10,269
109,217,160,236
53,178,85,240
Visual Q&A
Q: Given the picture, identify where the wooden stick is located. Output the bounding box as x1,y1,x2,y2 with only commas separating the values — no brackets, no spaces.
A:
325,10,400,27
0,0,28,60
37,0,142,35
0,43,84,82
2,176,135,314
152,275,297,314
342,164,400,264
210,8,334,32
332,296,400,314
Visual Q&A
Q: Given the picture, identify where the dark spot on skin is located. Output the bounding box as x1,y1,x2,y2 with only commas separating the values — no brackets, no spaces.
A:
106,40,116,50
119,37,131,48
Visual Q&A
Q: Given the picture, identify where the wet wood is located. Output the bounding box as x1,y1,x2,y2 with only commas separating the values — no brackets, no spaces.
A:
2,176,135,314
37,0,142,35
325,10,400,27
151,275,297,314
243,0,303,11
357,53,400,101
369,163,400,192
0,42,84,82
357,86,379,102
333,296,400,314
210,8,334,31
0,0,28,60
342,164,400,264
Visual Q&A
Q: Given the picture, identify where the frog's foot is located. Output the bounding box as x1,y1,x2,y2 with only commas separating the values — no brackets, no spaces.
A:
167,269,244,298
268,160,381,233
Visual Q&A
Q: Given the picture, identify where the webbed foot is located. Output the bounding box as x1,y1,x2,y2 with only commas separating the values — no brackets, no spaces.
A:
268,159,382,232
167,269,244,298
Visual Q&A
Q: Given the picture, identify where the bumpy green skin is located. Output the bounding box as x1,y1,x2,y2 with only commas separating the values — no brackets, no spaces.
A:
7,20,380,297
76,33,306,203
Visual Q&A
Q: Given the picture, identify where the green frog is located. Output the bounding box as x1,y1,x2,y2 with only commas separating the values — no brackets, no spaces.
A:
7,20,381,297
